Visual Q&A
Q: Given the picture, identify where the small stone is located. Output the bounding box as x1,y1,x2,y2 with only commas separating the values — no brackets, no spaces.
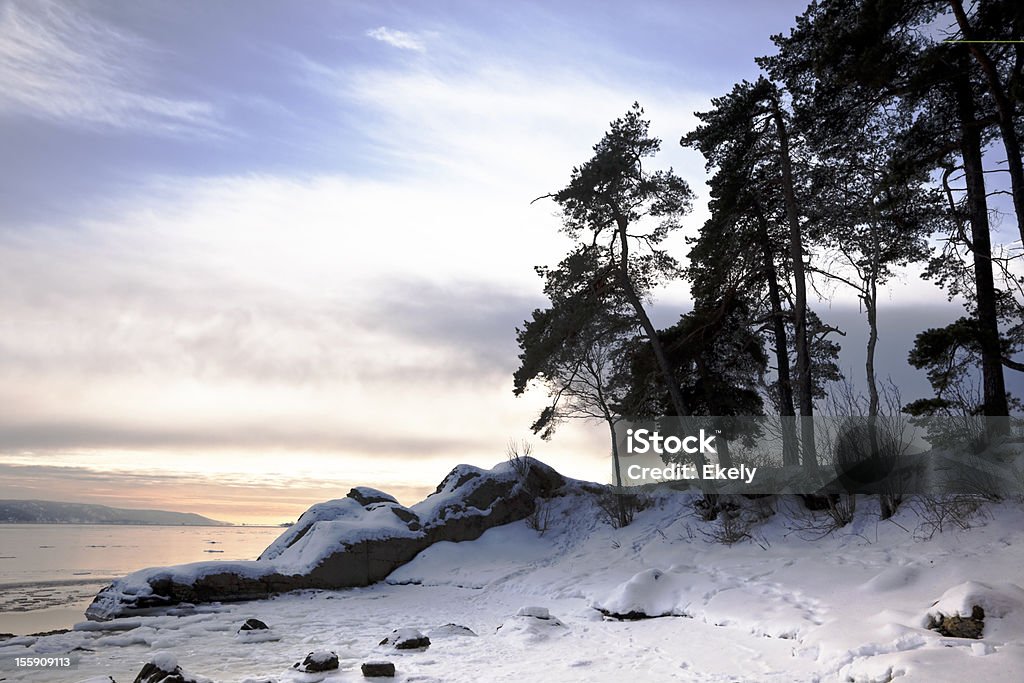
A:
429,623,477,638
379,628,430,650
292,650,339,673
361,661,396,678
133,658,196,683
238,618,268,632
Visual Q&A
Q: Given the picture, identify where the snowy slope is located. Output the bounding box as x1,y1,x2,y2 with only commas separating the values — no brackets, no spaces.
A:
3,473,1024,681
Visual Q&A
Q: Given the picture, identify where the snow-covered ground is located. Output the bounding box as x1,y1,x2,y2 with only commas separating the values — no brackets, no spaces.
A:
2,487,1023,682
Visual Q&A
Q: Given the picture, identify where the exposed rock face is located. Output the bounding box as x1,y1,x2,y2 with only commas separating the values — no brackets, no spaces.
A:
927,605,985,639
87,459,566,620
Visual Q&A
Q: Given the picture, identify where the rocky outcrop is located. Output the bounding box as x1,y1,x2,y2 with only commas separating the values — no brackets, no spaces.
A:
87,458,566,620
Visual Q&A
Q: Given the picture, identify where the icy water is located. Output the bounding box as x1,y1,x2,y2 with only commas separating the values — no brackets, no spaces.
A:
0,524,284,635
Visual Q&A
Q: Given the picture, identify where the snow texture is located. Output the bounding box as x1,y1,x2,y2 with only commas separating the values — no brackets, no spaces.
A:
10,466,1024,681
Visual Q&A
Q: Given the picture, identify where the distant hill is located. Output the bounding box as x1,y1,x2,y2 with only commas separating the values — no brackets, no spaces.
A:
0,500,230,526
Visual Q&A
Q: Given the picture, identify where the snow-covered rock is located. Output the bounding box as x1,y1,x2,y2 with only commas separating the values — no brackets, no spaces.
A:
379,627,430,649
516,606,551,619
594,568,690,619
134,652,210,683
924,581,1024,639
292,650,339,673
428,623,478,638
86,459,566,620
235,618,279,643
496,608,566,642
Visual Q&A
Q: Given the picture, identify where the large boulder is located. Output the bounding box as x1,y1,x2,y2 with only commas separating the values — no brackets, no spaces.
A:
87,459,565,620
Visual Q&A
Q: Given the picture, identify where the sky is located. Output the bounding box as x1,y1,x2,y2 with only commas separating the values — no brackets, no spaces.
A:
0,0,1017,525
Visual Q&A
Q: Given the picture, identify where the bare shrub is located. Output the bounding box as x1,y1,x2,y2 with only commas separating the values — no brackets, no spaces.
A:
525,497,552,536
787,494,858,539
595,490,648,528
506,439,552,535
506,438,533,479
910,494,992,540
821,378,915,520
826,494,857,528
698,496,774,546
700,509,752,545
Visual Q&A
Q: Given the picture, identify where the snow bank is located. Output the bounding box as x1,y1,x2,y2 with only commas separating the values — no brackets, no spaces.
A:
32,460,1024,681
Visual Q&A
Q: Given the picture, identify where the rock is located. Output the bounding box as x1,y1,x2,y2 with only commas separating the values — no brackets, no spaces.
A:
348,487,399,506
361,660,396,678
133,654,204,683
429,623,477,638
74,677,116,683
594,568,689,620
293,650,339,673
238,618,268,632
927,605,985,639
27,628,70,637
236,617,279,643
88,459,567,620
496,610,567,641
516,606,550,619
379,627,430,650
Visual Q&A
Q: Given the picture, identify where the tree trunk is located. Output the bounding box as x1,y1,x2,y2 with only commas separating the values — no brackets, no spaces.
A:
613,215,705,469
954,69,1010,425
950,0,1024,246
754,202,799,467
714,426,733,469
866,229,880,418
769,90,817,472
608,420,628,528
609,419,624,489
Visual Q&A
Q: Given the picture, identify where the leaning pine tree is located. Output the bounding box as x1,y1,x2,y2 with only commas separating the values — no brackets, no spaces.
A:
533,103,698,453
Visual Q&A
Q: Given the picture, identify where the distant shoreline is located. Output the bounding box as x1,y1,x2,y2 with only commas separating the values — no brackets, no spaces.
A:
0,522,287,528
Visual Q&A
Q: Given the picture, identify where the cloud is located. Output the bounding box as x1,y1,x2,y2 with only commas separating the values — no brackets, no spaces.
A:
0,0,220,135
366,26,428,52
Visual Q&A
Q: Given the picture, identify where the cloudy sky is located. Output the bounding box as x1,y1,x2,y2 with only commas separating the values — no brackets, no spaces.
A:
0,0,1013,524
